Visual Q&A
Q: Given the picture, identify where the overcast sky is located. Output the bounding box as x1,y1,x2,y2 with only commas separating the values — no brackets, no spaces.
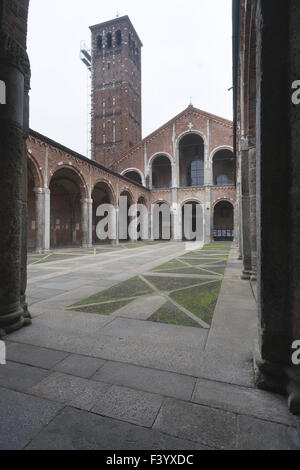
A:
27,0,233,156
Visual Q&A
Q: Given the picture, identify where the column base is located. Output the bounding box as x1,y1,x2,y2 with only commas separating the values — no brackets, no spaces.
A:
254,343,300,415
20,296,32,325
0,305,28,338
241,270,252,280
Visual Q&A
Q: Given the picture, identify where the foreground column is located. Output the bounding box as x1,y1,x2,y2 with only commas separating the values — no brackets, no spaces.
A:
240,146,252,279
34,188,50,252
254,0,300,414
81,198,89,248
87,198,93,247
248,146,257,280
0,0,31,336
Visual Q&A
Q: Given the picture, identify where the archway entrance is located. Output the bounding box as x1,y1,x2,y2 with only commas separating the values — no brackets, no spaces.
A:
49,168,84,248
137,197,147,241
213,201,234,241
119,191,133,241
92,182,115,244
152,202,171,241
182,201,203,241
179,134,204,187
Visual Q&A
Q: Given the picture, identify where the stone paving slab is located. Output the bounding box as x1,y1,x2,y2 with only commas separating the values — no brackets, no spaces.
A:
196,255,257,387
0,386,63,450
27,287,68,299
236,415,300,450
114,295,166,320
192,377,296,426
38,280,92,291
27,406,209,450
100,317,207,348
28,372,111,411
6,342,69,369
53,353,106,378
153,398,237,450
0,362,50,393
8,321,208,377
92,361,196,401
91,385,163,427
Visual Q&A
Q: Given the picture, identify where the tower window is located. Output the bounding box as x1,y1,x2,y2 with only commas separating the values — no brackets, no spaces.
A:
106,33,112,48
97,35,102,51
116,30,122,46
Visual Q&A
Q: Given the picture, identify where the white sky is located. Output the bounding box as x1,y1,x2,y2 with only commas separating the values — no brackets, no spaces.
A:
28,0,233,156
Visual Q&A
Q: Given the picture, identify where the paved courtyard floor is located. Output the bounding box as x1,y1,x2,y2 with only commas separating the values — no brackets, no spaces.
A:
0,242,299,450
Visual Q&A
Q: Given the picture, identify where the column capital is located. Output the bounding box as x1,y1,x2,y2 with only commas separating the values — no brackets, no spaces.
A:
34,187,50,195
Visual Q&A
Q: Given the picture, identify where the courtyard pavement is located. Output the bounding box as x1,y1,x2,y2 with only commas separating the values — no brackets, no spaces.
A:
0,242,299,450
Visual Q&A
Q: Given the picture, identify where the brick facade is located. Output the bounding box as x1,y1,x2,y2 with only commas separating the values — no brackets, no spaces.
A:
26,15,236,250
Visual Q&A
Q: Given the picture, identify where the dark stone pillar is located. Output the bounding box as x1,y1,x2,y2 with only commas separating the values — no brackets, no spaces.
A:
240,146,252,279
0,0,31,336
248,146,257,280
254,0,300,414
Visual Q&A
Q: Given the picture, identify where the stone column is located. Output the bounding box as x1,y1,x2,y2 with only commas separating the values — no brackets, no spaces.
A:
240,147,252,279
128,202,138,242
87,198,93,247
248,146,257,280
171,188,181,241
34,188,50,252
204,187,211,243
81,198,89,248
0,1,31,336
254,0,300,414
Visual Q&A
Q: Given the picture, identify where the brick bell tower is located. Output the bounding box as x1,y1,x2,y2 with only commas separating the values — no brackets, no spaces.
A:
90,15,142,167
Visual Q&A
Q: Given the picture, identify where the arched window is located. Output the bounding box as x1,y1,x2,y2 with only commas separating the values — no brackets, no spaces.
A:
216,174,229,186
116,30,122,46
213,149,234,186
179,133,204,187
188,160,204,186
106,33,112,48
152,155,172,189
97,35,102,51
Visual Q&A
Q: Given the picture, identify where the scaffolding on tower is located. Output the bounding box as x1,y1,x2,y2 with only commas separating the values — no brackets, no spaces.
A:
80,41,92,159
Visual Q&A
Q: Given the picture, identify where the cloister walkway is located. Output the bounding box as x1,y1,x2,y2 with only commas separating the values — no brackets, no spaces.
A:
0,242,299,450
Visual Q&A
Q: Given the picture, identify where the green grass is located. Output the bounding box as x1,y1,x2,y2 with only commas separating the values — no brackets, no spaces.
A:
205,266,225,275
202,242,232,251
170,281,222,325
154,267,209,275
182,257,216,266
70,276,153,307
151,259,186,271
143,275,211,292
70,299,132,315
148,302,200,328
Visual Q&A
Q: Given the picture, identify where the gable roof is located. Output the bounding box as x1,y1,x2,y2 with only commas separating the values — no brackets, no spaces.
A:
110,105,233,169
